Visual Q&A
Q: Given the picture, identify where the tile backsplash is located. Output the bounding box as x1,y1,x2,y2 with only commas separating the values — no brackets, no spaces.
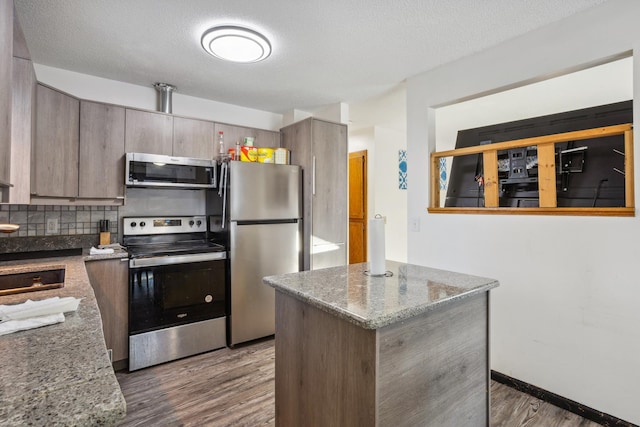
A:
0,205,119,238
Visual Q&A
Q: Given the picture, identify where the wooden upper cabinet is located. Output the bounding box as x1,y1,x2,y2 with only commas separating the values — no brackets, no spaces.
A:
254,128,280,148
125,109,173,155
9,56,36,204
12,5,30,60
173,116,214,159
79,101,125,198
0,0,12,186
32,84,79,198
215,123,280,153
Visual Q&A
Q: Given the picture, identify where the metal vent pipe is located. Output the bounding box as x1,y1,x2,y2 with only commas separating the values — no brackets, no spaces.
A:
153,83,177,114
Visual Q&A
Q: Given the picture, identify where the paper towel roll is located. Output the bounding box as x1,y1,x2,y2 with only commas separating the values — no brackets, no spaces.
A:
368,216,386,275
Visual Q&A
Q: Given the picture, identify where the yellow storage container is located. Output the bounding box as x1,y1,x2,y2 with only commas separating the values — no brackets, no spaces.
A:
257,148,275,163
240,146,258,162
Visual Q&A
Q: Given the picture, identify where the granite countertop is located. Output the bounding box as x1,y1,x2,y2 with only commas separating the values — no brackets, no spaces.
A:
83,248,129,262
264,260,499,329
0,256,127,426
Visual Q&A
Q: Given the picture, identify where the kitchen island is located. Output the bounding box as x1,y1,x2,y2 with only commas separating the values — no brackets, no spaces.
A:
0,255,126,426
264,261,499,427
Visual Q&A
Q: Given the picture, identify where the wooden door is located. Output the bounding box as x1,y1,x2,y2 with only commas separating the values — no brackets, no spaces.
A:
173,116,214,159
32,84,79,197
79,101,125,198
349,150,367,264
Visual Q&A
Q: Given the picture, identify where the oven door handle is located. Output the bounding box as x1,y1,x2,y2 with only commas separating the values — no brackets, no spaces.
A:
129,252,227,268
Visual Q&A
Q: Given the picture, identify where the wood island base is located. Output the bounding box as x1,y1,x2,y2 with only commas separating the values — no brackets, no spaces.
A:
274,291,490,426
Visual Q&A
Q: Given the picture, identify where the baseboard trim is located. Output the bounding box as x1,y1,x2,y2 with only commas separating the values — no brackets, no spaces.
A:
491,370,637,427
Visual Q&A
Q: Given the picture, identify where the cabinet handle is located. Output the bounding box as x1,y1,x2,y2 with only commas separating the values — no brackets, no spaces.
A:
312,156,316,196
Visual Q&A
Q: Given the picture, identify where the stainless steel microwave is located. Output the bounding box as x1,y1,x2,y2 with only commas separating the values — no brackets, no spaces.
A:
125,153,217,189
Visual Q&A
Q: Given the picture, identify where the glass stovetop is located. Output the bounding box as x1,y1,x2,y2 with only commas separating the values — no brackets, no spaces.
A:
127,241,226,259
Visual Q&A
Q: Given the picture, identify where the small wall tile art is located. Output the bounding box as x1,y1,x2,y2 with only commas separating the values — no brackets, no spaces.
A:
439,157,447,190
399,150,407,190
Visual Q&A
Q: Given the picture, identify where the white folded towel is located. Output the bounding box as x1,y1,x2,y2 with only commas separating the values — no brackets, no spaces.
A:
0,297,81,321
90,246,115,255
0,313,65,336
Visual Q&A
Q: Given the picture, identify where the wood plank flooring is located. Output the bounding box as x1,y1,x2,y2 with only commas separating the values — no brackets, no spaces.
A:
116,338,601,427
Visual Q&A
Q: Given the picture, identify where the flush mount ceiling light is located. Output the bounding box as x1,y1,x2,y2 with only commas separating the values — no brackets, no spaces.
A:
201,26,271,63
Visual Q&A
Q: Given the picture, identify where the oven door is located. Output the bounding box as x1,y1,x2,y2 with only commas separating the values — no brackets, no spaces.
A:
129,253,227,335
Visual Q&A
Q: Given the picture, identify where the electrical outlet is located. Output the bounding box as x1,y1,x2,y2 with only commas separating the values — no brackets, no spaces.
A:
46,218,59,234
410,217,420,232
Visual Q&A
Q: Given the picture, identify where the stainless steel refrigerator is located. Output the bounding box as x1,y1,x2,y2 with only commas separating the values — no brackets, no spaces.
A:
208,161,301,346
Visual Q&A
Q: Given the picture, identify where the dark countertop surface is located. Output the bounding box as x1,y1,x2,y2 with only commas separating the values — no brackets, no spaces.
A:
0,255,127,426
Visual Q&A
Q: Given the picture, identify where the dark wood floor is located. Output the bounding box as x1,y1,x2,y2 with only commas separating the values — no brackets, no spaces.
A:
116,338,600,427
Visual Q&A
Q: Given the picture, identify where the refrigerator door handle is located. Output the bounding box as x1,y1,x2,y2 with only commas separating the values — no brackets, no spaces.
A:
312,156,316,195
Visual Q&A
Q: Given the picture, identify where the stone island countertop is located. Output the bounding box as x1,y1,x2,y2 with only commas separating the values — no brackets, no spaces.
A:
264,260,499,329
265,261,500,426
0,255,126,426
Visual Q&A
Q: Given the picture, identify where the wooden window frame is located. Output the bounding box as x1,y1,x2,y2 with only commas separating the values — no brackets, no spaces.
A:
429,124,634,216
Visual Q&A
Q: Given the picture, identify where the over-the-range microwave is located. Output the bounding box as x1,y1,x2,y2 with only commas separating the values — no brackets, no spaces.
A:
125,152,217,189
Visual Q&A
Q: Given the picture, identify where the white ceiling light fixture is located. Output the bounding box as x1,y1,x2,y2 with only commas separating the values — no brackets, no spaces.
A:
201,25,271,63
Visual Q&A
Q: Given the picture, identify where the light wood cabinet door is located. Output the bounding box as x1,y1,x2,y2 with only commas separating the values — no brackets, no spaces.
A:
254,128,280,148
0,0,12,186
9,57,35,204
12,6,30,60
85,258,129,364
125,109,173,155
311,119,348,267
79,101,125,198
173,116,214,159
280,119,313,269
215,123,280,154
280,118,348,270
32,84,79,197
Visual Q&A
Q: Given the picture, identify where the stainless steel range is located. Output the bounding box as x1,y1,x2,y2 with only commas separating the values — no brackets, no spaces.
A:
123,215,227,371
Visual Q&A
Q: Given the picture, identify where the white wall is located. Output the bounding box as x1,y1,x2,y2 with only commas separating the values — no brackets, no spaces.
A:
34,64,283,131
372,126,407,262
407,0,640,424
349,126,407,263
436,57,633,151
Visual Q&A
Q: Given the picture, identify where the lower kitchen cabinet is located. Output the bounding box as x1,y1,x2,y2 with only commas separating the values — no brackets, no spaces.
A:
85,258,129,366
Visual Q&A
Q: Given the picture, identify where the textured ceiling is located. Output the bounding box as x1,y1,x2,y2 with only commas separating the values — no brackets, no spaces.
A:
14,0,608,115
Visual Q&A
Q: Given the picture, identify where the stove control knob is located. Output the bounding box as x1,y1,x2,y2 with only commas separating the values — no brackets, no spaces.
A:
130,221,137,228
189,220,195,226
140,221,146,227
196,220,202,227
